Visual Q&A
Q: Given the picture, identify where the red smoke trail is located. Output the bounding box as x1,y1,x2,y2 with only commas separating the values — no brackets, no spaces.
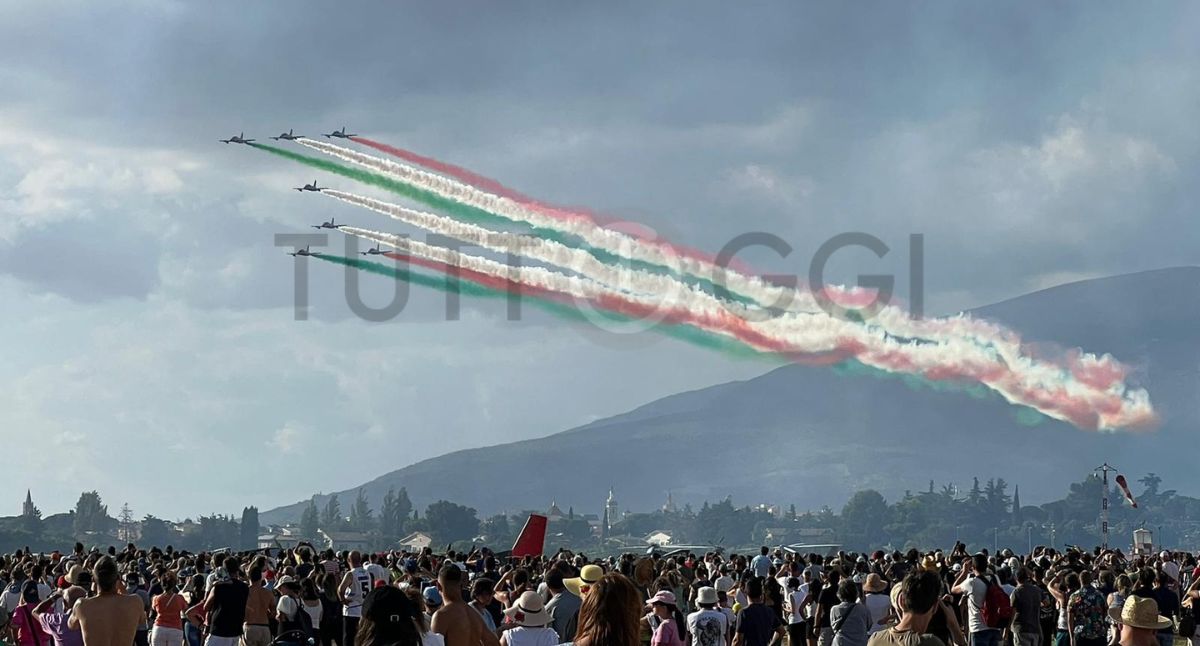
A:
352,136,753,274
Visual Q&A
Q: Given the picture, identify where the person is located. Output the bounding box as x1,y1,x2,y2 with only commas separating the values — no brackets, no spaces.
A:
198,556,250,646
128,573,152,646
1066,571,1107,646
543,572,579,643
182,574,208,646
862,575,891,635
953,555,1002,646
499,591,559,646
1048,571,1080,646
69,556,146,646
1010,568,1043,646
733,578,785,646
430,565,497,646
645,591,685,646
354,586,421,646
1108,597,1171,646
569,572,642,646
299,579,325,639
752,550,773,581
830,580,871,646
340,551,375,646
469,579,498,634
787,577,810,646
276,578,312,646
1159,555,1180,594
243,567,275,646
689,586,731,646
10,581,50,646
1149,572,1178,646
32,585,86,646
867,571,947,646
816,572,842,646
150,573,188,646
1107,575,1133,646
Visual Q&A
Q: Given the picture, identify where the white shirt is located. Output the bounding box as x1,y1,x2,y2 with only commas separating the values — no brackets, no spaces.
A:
788,588,810,624
366,563,391,585
343,567,372,618
502,626,559,646
952,575,995,634
863,592,891,634
688,608,730,646
1162,561,1181,588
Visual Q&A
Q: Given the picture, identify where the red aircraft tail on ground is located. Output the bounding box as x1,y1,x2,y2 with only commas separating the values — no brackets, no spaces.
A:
510,514,548,558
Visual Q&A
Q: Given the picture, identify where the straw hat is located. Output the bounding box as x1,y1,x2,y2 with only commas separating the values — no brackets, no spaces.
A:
503,591,551,627
1108,596,1173,631
864,574,887,593
564,564,604,597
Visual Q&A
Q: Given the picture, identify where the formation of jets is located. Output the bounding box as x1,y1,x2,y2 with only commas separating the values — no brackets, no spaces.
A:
220,132,255,144
323,126,357,139
225,128,370,258
311,218,342,230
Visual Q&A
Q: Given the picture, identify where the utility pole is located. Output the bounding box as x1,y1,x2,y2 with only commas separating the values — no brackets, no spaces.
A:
1096,463,1118,550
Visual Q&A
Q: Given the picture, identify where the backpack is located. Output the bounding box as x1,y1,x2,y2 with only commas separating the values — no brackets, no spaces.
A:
280,600,315,640
980,576,1014,629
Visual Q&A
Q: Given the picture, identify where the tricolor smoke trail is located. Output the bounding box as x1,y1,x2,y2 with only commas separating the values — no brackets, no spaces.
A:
312,253,763,358
335,225,1155,431
253,139,1154,430
295,138,1142,402
350,137,539,205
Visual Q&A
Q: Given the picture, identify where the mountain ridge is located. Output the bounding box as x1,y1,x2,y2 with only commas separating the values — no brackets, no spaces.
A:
261,266,1200,525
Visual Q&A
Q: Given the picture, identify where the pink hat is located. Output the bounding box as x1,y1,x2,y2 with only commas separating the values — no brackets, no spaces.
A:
646,590,678,606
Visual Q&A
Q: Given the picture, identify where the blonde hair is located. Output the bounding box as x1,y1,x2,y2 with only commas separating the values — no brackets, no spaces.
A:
573,573,641,646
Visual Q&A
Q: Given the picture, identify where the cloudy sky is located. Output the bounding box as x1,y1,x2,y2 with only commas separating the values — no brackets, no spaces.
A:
2,2,1196,519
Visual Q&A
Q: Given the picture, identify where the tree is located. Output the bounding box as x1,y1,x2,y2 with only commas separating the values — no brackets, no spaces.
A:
118,503,135,542
841,490,890,549
73,491,108,535
1012,485,1022,524
141,515,170,546
321,495,343,530
349,489,374,533
1139,473,1162,498
424,501,479,544
300,498,320,540
482,514,513,546
240,506,259,550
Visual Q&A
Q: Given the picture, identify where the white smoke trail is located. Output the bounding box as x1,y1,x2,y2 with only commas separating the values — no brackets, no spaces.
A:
296,138,1038,364
337,224,1155,430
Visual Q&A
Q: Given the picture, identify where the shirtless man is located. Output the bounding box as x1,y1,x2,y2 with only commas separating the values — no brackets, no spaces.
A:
431,565,499,646
68,556,145,646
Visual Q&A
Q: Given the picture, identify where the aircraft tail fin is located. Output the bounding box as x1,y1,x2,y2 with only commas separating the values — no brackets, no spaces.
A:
510,514,548,558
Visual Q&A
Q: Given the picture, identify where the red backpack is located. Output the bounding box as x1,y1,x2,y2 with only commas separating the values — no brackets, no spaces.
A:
981,576,1015,628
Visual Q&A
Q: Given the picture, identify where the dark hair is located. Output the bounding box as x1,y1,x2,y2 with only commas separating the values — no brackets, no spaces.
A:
438,565,462,586
837,579,859,603
901,571,941,615
746,577,765,600
94,556,119,592
356,587,421,646
547,570,566,591
249,566,263,583
471,578,494,598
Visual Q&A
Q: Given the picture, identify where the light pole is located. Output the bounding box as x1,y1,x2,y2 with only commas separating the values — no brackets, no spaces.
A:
1096,463,1117,550
1027,525,1033,554
994,527,999,553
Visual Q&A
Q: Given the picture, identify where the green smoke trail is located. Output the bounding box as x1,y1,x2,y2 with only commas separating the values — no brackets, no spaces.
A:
253,143,575,242
312,254,769,360
252,143,760,308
